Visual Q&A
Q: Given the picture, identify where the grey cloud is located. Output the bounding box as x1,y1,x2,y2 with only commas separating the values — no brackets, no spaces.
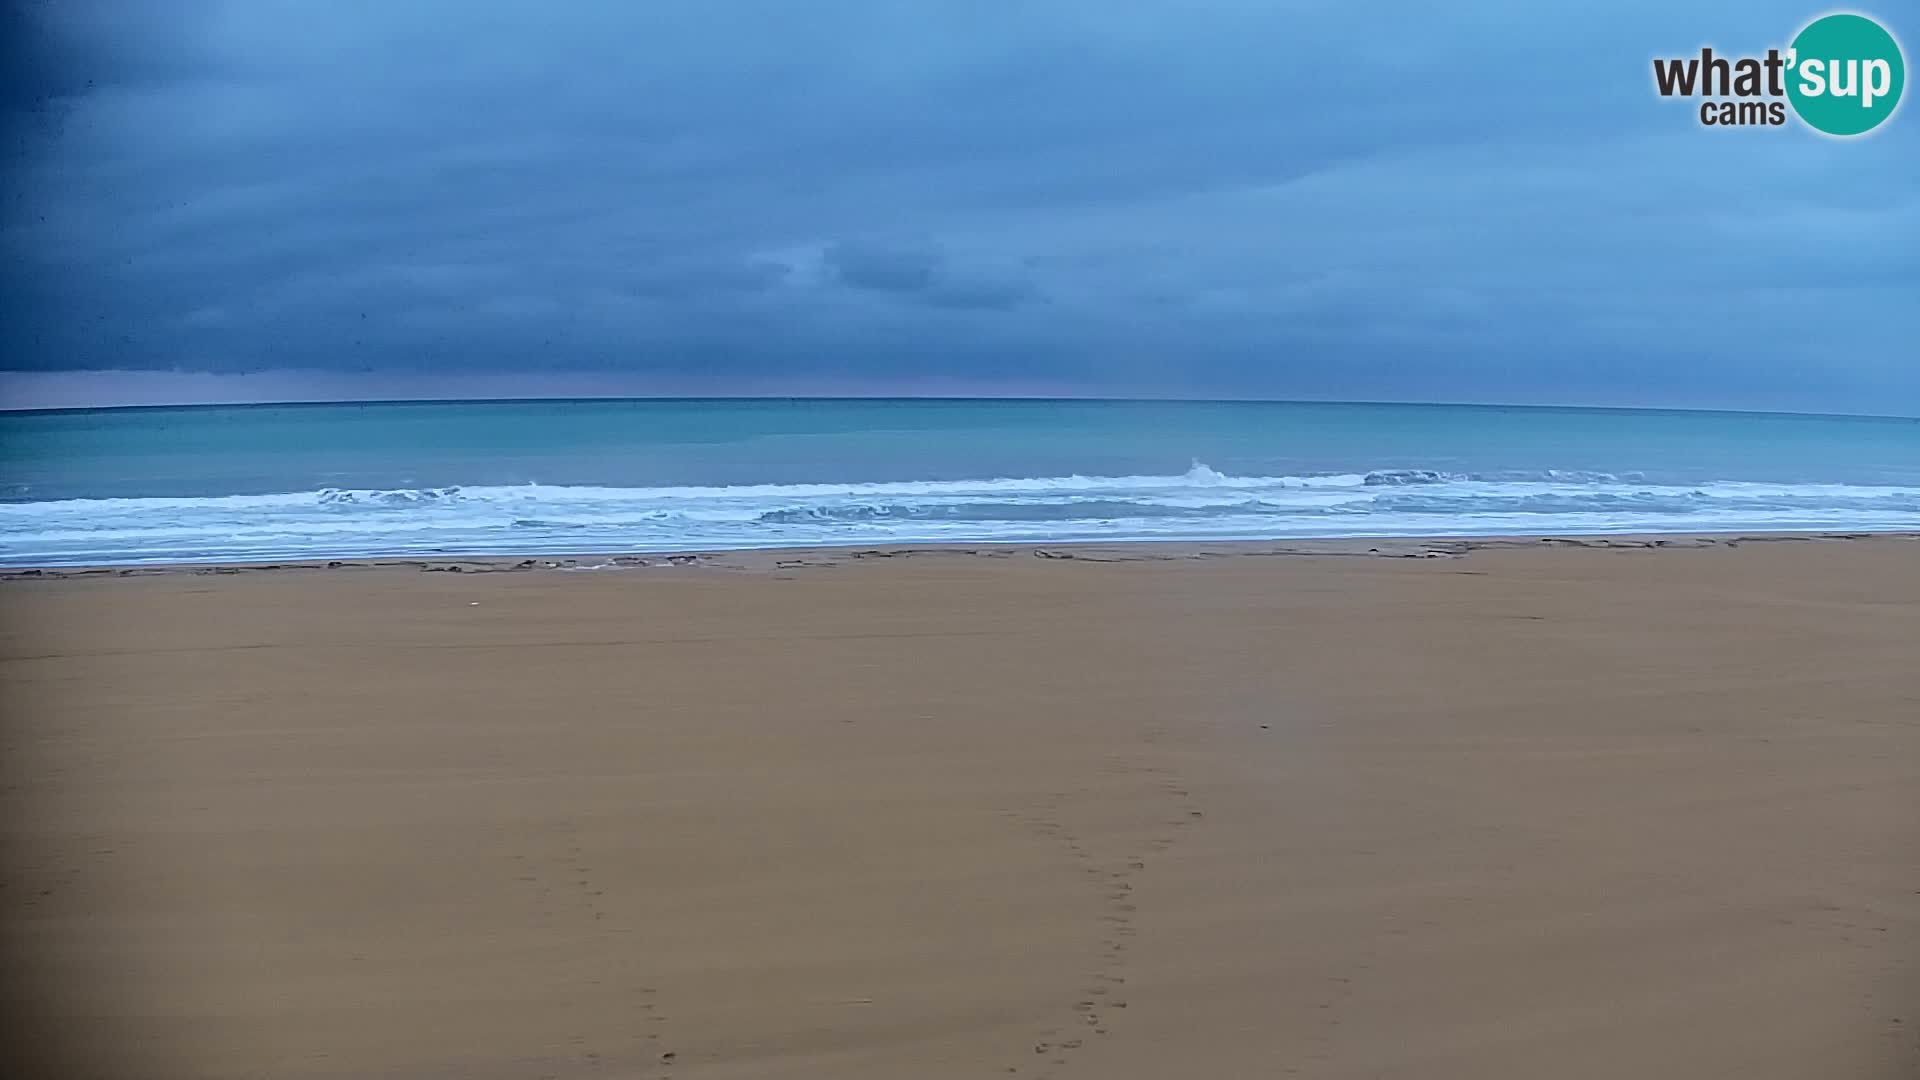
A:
1,0,1916,411
925,274,1037,311
821,240,1037,309
824,242,943,293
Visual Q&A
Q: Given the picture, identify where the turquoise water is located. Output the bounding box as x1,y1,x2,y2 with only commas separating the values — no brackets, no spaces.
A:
2,398,1917,566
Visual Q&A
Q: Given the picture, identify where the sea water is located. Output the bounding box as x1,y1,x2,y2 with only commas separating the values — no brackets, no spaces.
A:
1,398,1916,566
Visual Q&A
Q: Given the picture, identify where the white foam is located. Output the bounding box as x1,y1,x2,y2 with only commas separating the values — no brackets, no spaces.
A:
3,461,1916,566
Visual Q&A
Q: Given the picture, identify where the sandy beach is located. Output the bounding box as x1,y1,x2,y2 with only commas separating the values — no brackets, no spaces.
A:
3,535,1917,1079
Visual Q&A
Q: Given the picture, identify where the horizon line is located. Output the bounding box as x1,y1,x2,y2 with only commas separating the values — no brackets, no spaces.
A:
3,393,1916,424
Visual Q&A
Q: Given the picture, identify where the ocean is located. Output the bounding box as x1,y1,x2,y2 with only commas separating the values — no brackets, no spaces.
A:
2,398,1917,567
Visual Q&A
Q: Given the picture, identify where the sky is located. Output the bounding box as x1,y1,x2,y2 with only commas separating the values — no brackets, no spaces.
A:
1,1,1915,413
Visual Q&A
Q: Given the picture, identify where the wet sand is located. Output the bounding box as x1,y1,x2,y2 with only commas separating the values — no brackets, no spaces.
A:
3,536,1917,1078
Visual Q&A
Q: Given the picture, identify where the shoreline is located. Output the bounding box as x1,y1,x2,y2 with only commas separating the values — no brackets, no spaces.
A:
5,528,1917,580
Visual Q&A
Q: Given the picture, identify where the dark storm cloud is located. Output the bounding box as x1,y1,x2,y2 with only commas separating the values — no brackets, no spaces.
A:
1,0,208,116
1,0,1916,411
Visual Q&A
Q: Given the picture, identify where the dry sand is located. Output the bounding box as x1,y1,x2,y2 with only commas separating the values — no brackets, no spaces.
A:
3,536,1917,1078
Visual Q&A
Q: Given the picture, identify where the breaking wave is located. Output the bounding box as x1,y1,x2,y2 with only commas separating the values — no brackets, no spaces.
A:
3,461,1917,566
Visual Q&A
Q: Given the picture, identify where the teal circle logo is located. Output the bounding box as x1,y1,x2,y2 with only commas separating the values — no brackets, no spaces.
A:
1787,13,1905,136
